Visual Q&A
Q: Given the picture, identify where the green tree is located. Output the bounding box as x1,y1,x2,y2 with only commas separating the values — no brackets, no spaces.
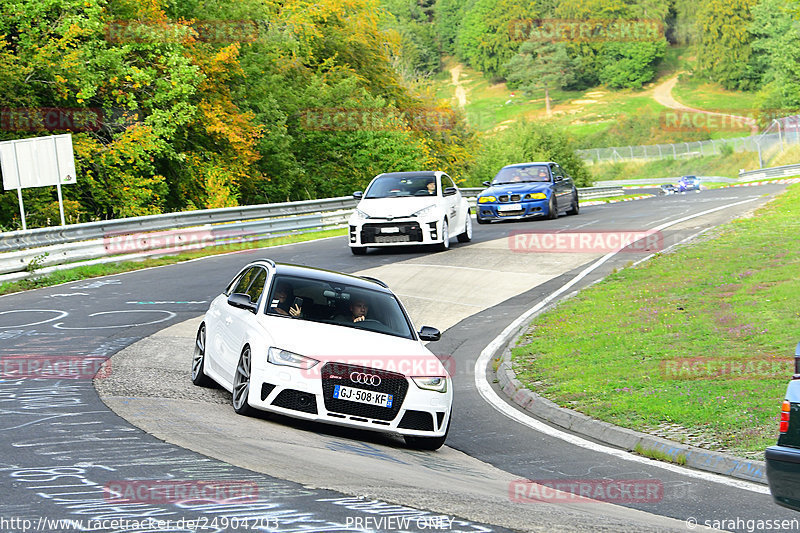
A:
505,42,576,115
598,40,666,89
551,0,668,89
433,0,466,55
456,0,538,79
750,0,800,114
695,0,760,90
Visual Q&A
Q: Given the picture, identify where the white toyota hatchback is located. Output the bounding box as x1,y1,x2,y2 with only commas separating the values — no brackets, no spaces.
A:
348,171,472,255
191,260,453,450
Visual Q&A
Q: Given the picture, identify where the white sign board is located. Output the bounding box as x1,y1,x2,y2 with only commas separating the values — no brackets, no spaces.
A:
0,134,77,191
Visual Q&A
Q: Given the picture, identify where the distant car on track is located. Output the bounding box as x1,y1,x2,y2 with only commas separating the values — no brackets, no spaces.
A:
191,260,453,450
347,171,471,255
475,162,579,224
678,175,701,192
766,342,800,510
659,184,679,195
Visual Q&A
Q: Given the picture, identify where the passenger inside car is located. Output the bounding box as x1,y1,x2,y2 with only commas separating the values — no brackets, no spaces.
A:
270,282,302,317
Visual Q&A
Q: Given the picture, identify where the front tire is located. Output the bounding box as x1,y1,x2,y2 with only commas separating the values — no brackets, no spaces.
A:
350,246,367,255
191,323,214,387
404,417,450,450
457,210,472,243
435,219,450,251
232,346,256,416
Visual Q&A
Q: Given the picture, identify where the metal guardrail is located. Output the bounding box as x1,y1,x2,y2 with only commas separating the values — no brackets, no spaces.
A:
0,186,625,281
0,196,358,253
738,163,800,181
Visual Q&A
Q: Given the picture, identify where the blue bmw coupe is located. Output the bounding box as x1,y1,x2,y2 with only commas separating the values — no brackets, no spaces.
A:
475,162,579,224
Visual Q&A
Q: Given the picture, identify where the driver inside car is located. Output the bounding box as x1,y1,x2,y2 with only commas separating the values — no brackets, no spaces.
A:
337,296,375,323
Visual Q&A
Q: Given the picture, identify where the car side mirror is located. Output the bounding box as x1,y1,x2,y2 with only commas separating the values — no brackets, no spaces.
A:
353,191,363,200
554,175,563,182
418,326,441,342
482,181,491,187
228,293,256,313
443,187,457,196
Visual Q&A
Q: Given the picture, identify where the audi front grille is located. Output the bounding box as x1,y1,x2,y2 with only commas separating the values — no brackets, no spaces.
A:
321,363,408,421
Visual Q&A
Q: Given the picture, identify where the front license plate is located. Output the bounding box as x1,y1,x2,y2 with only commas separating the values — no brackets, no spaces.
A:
375,235,410,243
333,385,393,408
380,227,400,233
498,203,522,212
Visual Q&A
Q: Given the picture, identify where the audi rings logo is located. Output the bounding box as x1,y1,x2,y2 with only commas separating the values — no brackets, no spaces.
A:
350,372,381,387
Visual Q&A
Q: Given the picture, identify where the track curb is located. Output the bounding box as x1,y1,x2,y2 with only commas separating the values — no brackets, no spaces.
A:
493,338,768,485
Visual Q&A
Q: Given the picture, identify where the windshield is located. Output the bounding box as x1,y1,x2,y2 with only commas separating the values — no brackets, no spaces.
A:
365,175,437,198
266,275,415,339
493,166,550,184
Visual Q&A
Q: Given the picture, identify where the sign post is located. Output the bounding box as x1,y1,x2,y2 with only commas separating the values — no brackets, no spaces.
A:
12,141,27,230
0,133,77,229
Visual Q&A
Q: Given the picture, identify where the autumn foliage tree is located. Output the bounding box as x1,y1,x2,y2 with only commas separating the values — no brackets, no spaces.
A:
0,0,473,228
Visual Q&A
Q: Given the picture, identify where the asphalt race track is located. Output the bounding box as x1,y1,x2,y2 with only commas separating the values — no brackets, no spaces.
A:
1,185,796,533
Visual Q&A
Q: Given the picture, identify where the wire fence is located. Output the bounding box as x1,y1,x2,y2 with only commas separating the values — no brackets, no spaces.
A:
577,116,800,167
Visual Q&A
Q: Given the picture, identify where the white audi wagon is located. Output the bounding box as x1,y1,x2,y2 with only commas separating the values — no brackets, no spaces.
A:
191,260,453,450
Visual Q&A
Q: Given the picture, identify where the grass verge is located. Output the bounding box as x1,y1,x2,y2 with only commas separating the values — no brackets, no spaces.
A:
634,443,687,465
0,228,347,296
589,152,760,182
672,73,762,115
511,185,800,458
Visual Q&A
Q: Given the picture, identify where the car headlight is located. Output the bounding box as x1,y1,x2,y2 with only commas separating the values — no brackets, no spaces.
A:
524,193,547,200
352,209,370,221
411,376,447,393
412,205,437,218
478,196,496,203
267,347,319,369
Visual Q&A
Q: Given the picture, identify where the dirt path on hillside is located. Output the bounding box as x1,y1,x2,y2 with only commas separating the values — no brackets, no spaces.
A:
653,75,757,132
450,64,467,108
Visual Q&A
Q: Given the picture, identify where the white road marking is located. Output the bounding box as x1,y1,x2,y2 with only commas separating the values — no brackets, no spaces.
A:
53,310,176,330
475,197,770,493
0,310,69,329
